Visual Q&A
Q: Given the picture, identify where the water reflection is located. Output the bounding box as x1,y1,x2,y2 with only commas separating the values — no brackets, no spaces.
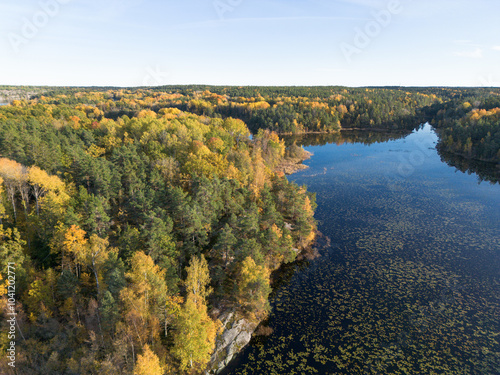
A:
284,127,499,184
438,150,499,185
284,130,411,147
223,126,500,375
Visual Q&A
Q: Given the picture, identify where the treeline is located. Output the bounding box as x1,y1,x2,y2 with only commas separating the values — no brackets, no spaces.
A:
0,92,316,374
154,86,500,164
27,86,500,163
421,88,500,162
32,86,437,134
149,87,437,133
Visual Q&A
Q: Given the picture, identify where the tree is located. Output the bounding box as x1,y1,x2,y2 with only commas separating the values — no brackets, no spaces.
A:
74,186,110,236
184,254,211,306
237,202,259,238
0,157,24,221
35,171,70,227
62,225,88,276
85,234,114,296
172,295,219,371
263,224,292,270
164,295,183,337
25,276,56,321
0,274,7,296
222,117,250,143
0,226,27,282
235,237,264,265
144,216,179,292
254,129,285,167
101,250,126,300
155,156,180,185
27,166,50,216
100,290,119,336
236,256,271,320
61,225,114,297
214,223,237,269
0,177,7,224
133,344,164,375
16,167,30,217
259,187,281,230
118,225,141,263
178,203,209,258
172,254,221,371
120,252,168,347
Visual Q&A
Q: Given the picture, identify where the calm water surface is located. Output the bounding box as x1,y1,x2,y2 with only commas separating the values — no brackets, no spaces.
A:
223,125,500,375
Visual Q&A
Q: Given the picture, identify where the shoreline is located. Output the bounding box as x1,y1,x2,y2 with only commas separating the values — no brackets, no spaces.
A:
206,147,318,374
208,126,499,374
275,150,312,175
206,235,320,375
208,227,324,375
277,127,411,136
436,145,500,166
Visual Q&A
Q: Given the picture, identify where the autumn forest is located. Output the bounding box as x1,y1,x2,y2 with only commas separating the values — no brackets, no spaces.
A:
0,85,498,374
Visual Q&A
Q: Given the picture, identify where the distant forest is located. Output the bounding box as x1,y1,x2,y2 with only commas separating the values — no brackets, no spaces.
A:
0,85,498,374
13,84,497,162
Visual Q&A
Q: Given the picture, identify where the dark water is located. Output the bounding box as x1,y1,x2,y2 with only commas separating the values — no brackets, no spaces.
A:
223,125,500,375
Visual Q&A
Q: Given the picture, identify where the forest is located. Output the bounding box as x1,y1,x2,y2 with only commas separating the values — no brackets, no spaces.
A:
419,87,500,162
0,89,316,374
0,85,498,374
28,85,498,162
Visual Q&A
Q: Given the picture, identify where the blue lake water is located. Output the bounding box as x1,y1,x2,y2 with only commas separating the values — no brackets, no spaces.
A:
223,125,500,374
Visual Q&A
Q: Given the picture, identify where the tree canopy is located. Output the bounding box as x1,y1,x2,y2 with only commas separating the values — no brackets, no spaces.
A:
0,87,317,374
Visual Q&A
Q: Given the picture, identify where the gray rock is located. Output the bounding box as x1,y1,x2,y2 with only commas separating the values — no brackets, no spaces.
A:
205,311,257,374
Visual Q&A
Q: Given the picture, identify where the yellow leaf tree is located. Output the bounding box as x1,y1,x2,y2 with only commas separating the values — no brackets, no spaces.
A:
0,177,7,224
172,296,219,372
173,254,220,372
184,254,211,306
0,274,7,296
237,256,271,320
63,225,88,276
120,252,168,347
27,166,50,216
164,295,183,337
133,344,164,375
0,158,24,221
84,234,113,296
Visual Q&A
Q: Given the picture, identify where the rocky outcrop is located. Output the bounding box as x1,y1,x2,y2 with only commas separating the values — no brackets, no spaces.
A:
204,217,318,374
205,311,257,374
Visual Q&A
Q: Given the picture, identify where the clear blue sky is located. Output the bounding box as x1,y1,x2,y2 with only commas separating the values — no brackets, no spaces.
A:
1,0,499,87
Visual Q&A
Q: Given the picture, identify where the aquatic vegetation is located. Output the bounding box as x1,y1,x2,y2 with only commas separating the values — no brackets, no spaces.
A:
223,128,500,375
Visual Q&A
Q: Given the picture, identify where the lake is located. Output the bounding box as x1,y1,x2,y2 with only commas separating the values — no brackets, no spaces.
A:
222,124,500,374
